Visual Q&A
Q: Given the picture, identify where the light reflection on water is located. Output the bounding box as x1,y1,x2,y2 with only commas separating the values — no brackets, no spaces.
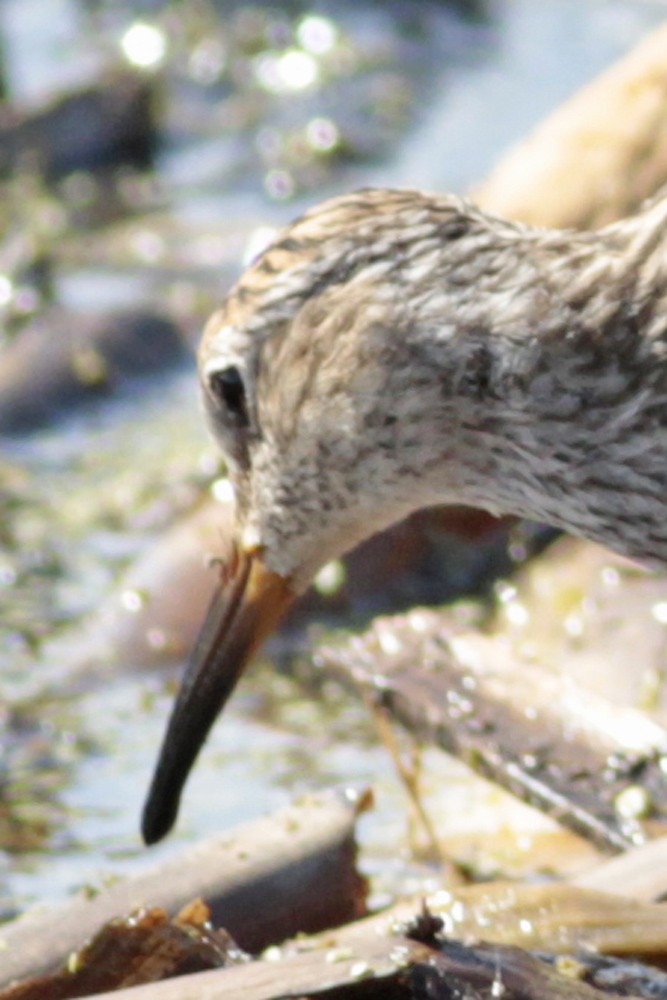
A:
5,662,425,912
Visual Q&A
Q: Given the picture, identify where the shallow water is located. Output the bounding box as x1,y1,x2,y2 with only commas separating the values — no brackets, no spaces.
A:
2,0,667,918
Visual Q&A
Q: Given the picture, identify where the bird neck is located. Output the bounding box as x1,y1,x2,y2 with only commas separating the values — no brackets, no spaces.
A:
561,192,667,337
614,189,667,284
413,193,667,564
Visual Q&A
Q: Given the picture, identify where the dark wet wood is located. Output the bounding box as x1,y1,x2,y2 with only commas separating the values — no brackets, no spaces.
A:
314,609,667,851
548,950,667,997
414,939,647,1000
0,900,245,1000
0,789,368,989
7,846,667,998
0,71,156,179
36,909,658,1000
48,935,432,1000
0,308,188,434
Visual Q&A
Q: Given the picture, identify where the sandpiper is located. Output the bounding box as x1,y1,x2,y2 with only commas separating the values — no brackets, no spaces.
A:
142,186,667,844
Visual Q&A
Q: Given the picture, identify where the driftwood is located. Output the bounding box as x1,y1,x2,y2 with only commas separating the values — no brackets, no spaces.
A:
56,934,434,1000
475,20,667,228
69,944,634,1000
327,881,667,957
0,71,156,179
314,609,667,852
559,952,667,998
34,886,667,1000
0,900,247,1000
0,788,367,989
9,850,667,996
572,834,667,901
0,309,188,434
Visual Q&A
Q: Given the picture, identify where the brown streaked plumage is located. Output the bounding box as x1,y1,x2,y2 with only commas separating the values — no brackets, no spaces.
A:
142,187,667,844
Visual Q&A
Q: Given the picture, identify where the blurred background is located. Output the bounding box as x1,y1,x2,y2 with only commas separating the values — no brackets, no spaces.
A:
1,0,666,920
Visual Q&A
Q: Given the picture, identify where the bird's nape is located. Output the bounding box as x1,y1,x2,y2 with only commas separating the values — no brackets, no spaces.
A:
141,545,293,844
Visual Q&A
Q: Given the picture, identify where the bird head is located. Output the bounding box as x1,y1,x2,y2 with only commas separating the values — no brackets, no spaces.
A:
141,188,507,843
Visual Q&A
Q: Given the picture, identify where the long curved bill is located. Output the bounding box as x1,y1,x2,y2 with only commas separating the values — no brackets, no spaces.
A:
141,547,294,845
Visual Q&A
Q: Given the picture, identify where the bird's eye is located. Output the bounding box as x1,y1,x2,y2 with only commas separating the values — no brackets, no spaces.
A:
208,366,249,429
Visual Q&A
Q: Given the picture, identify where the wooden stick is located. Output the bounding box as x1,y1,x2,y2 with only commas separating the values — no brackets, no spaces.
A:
315,610,667,852
0,788,368,989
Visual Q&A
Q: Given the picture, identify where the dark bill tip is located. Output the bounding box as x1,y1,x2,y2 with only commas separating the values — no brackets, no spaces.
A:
141,549,293,845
